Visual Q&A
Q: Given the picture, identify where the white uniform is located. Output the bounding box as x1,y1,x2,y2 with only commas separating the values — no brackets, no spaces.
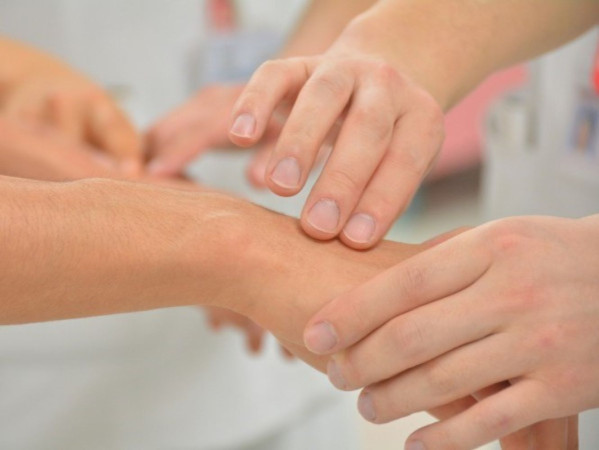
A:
484,28,599,447
0,1,356,449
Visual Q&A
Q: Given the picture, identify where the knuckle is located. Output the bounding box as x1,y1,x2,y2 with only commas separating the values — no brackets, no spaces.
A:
398,264,427,298
325,166,363,195
371,61,402,85
484,218,533,255
474,404,513,437
310,71,350,98
390,318,425,359
426,362,458,396
257,59,291,83
352,105,392,141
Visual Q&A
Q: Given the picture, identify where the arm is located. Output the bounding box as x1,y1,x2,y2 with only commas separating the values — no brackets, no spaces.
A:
0,174,418,330
348,0,599,108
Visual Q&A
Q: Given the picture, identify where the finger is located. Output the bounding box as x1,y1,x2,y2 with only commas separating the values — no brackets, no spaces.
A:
340,103,444,248
264,64,355,197
304,230,491,355
147,104,201,152
245,114,285,187
229,58,312,146
421,227,473,249
327,290,498,391
473,383,537,450
247,145,272,187
299,77,395,240
45,90,85,140
567,415,578,450
146,128,210,176
356,333,525,423
245,323,265,354
405,380,554,450
427,396,477,421
85,99,142,175
2,94,46,125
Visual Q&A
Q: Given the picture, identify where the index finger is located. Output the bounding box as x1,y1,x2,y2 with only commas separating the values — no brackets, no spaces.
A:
303,229,491,355
229,57,313,147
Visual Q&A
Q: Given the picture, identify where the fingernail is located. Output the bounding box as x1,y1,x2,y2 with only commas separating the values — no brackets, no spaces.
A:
327,359,347,390
358,391,376,422
304,321,338,354
405,441,426,450
343,213,376,244
270,157,301,189
230,113,256,138
307,199,340,233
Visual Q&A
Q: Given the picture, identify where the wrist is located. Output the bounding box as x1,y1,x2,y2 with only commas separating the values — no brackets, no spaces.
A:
336,4,486,110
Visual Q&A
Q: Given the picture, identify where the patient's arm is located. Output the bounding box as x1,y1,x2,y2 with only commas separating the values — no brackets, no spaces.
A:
0,175,417,371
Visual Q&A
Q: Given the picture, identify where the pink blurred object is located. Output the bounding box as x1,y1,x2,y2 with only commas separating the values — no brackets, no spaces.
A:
207,0,236,33
428,65,527,180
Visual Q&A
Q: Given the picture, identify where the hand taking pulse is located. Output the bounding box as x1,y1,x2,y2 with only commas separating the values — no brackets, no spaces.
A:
229,24,445,249
0,38,142,174
146,84,283,186
304,216,598,449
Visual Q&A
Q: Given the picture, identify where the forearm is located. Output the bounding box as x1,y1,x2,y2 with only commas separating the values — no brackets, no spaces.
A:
342,0,599,108
0,177,244,324
280,0,376,57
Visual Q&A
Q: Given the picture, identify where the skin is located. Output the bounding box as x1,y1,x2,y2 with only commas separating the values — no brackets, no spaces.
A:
230,0,599,250
0,165,559,450
0,114,572,449
145,0,377,181
0,37,142,174
306,215,599,449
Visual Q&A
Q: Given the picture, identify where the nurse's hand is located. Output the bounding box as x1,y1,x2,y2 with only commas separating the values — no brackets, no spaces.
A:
303,215,599,449
229,28,444,249
146,84,282,186
0,39,142,174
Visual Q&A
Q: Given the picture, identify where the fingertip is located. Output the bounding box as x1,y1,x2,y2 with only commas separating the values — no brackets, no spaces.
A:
340,213,379,250
246,160,268,188
301,199,341,240
404,439,426,450
303,321,339,355
229,113,257,144
358,390,378,423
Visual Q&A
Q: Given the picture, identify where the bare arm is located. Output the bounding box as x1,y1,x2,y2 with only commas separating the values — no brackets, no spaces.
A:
0,175,418,343
350,0,599,108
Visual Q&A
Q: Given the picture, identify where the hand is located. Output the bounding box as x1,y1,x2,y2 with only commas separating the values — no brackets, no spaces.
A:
146,84,282,186
303,216,599,449
0,116,205,190
0,116,117,181
0,39,141,173
229,21,445,250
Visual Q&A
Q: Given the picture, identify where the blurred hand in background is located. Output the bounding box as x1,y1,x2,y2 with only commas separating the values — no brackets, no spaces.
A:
0,38,142,175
